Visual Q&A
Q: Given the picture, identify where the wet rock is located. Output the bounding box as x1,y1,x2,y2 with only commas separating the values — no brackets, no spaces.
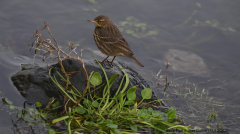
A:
11,59,157,108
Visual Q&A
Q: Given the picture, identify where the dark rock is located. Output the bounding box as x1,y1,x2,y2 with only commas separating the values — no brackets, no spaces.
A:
11,59,157,108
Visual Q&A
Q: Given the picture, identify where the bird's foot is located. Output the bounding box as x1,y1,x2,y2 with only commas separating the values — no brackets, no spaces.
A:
95,59,113,67
97,60,107,67
105,60,114,68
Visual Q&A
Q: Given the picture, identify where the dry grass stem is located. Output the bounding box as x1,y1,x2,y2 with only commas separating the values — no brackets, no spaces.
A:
28,22,90,106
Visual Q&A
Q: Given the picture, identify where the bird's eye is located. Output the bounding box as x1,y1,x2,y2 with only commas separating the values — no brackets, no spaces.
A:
98,21,102,24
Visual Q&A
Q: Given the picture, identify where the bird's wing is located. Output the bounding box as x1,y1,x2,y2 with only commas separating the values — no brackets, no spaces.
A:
94,27,131,51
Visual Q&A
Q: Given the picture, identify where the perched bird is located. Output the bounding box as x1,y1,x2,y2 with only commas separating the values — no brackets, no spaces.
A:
88,15,144,67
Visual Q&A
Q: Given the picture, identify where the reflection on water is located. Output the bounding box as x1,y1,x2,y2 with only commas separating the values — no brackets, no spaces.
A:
1,0,240,133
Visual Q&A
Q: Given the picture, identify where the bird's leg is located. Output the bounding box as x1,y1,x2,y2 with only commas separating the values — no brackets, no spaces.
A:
98,56,109,66
106,56,116,67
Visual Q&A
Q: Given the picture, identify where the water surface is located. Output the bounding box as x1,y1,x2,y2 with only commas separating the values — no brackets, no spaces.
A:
0,0,240,133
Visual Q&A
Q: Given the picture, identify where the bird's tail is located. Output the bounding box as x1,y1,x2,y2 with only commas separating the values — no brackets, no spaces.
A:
131,56,144,67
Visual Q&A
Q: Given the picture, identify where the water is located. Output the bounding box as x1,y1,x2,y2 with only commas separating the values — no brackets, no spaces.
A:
0,0,240,133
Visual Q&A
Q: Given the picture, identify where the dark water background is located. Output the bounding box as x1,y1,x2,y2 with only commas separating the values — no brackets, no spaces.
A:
0,0,240,133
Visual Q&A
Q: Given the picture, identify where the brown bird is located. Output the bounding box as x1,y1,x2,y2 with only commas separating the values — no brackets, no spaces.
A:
88,15,144,67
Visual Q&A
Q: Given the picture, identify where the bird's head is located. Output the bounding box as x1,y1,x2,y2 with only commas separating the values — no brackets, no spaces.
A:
88,15,111,28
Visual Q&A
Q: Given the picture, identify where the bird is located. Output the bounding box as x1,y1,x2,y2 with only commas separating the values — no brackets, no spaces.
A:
88,15,144,67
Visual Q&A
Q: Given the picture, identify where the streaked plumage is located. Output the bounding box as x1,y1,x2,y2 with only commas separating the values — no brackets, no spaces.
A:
88,15,144,67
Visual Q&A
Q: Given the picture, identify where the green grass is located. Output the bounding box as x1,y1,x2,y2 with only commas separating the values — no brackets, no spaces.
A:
42,54,194,134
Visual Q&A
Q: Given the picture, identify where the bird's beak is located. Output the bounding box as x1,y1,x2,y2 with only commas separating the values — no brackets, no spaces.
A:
88,20,95,23
88,20,100,27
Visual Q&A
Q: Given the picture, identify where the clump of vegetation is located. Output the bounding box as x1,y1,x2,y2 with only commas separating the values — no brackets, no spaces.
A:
44,63,189,133
118,16,159,38
44,57,193,133
193,20,236,32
